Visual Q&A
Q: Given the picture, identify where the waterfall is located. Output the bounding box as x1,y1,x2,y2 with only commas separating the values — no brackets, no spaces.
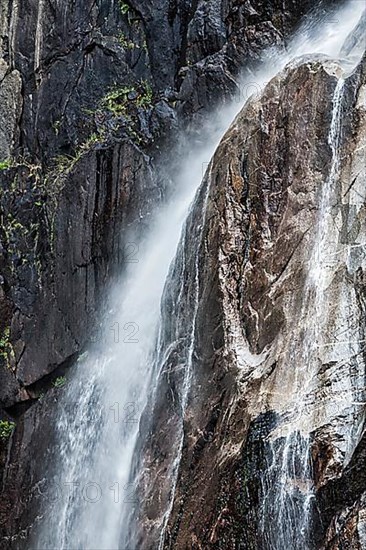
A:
258,9,365,550
147,4,364,548
260,75,346,550
34,97,239,550
34,2,365,549
157,164,213,550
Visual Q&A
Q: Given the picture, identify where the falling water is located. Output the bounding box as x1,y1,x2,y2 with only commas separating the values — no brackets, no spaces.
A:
260,75,346,550
34,101,238,550
259,8,365,550
34,1,365,549
153,4,365,549
156,164,213,550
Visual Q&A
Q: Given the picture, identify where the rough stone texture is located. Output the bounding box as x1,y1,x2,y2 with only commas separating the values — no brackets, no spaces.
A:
0,0,347,546
133,51,366,549
0,61,22,160
0,0,327,412
0,390,59,547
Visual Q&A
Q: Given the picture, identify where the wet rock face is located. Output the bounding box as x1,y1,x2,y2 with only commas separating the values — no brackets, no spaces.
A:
0,0,347,545
135,53,366,549
0,0,328,414
0,0,324,164
177,0,320,125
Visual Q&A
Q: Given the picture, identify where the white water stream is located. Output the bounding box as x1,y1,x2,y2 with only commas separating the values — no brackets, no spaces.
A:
260,75,347,550
35,93,239,550
35,2,365,548
258,6,365,550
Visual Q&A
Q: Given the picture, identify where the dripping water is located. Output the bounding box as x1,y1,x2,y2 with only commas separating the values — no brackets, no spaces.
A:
152,4,365,548
157,164,213,550
258,7,366,549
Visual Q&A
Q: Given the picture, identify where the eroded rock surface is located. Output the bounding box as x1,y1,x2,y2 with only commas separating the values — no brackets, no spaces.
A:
0,0,328,416
0,0,352,546
134,50,366,550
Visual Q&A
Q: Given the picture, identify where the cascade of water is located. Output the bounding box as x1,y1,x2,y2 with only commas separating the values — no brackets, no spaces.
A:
34,2,364,549
157,165,213,550
34,116,236,550
258,8,366,548
151,5,364,548
260,75,346,550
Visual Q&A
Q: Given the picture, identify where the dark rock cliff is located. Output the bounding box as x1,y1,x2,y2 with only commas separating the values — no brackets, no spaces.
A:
0,0,348,547
0,0,331,415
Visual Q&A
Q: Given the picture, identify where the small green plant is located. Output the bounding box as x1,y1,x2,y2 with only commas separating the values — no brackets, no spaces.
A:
0,420,15,440
136,81,153,108
119,1,130,15
53,376,66,388
81,131,105,151
82,107,97,116
101,82,153,116
0,327,12,363
53,154,77,175
102,86,135,116
118,32,137,50
51,130,106,178
0,159,11,170
0,327,10,349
